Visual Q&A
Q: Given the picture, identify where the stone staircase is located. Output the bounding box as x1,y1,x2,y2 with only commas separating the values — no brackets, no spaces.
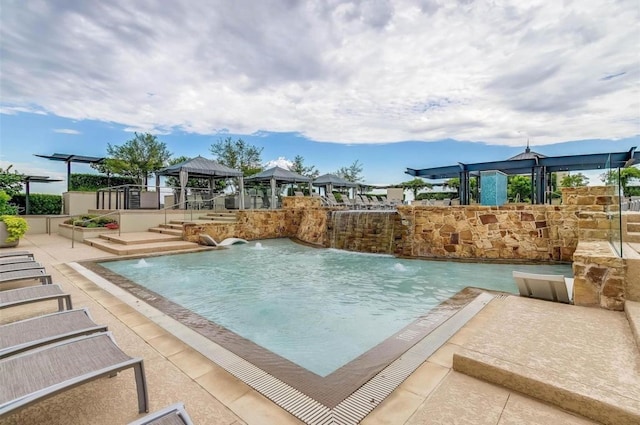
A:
626,213,640,243
451,296,640,425
85,211,239,255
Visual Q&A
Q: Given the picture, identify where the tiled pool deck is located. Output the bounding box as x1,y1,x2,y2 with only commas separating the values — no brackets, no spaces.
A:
1,234,636,424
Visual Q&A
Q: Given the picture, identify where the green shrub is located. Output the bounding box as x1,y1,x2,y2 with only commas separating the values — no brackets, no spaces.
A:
64,214,119,228
0,190,28,242
69,174,136,191
10,194,62,215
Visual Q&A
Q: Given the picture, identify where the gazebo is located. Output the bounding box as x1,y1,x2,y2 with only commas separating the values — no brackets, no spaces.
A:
244,166,311,209
156,156,244,209
312,173,357,197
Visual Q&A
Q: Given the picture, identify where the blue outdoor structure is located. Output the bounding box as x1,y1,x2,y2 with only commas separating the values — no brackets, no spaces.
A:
480,170,507,206
405,146,639,205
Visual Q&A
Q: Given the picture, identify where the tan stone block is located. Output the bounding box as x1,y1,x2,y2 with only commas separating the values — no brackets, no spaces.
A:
573,278,600,306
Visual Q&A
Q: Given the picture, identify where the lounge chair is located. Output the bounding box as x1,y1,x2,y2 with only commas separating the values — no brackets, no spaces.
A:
0,284,72,312
0,332,149,416
0,262,45,273
0,257,36,266
0,269,52,286
512,271,573,304
0,308,107,359
128,402,195,425
0,251,34,260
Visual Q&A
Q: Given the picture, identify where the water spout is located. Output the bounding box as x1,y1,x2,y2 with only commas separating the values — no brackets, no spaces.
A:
134,259,150,268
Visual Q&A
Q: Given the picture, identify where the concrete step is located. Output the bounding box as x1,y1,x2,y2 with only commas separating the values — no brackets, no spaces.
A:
626,214,640,223
159,223,185,230
451,296,640,425
98,232,182,245
628,223,640,233
198,215,237,222
84,238,200,255
626,232,640,243
148,227,183,236
626,301,640,351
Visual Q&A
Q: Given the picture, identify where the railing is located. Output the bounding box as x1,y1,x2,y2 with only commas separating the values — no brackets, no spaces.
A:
162,193,228,225
70,210,122,248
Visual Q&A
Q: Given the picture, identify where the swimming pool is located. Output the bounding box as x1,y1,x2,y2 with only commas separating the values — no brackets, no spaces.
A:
99,238,571,378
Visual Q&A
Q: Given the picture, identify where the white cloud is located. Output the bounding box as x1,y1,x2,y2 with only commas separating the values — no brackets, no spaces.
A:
53,128,81,135
264,157,293,169
1,0,638,147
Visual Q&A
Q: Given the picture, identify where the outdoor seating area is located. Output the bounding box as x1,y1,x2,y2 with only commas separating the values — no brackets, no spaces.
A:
0,249,195,423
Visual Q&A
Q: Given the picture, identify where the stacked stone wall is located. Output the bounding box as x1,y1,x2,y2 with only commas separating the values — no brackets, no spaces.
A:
396,205,579,261
572,241,626,311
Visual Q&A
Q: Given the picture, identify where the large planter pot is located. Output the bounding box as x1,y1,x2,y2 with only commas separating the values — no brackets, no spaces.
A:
0,222,19,248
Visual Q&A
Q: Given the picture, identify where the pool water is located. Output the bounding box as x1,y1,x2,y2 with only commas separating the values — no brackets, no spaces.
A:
101,239,572,376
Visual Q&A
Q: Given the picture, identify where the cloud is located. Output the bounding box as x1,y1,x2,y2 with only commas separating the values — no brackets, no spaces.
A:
264,157,293,169
0,0,637,147
53,129,81,135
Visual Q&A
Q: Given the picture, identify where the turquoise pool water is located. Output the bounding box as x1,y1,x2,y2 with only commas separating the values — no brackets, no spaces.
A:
101,239,572,376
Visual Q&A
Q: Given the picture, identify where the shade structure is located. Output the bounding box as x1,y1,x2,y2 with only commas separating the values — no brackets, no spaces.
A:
21,176,64,214
156,156,244,209
34,153,104,191
312,173,357,196
244,166,311,209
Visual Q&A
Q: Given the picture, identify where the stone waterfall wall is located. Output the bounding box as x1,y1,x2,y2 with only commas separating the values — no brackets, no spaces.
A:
182,189,633,311
395,205,579,262
327,211,407,255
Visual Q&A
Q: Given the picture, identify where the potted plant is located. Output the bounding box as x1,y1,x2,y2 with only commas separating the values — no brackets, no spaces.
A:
0,190,28,247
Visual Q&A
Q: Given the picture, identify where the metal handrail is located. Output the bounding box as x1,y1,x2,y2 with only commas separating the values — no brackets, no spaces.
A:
163,193,228,225
70,210,122,248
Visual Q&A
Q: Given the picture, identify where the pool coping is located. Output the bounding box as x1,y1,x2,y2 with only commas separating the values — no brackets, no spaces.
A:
70,261,494,424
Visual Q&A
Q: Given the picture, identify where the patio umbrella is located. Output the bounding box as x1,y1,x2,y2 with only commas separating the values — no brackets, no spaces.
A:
179,169,188,209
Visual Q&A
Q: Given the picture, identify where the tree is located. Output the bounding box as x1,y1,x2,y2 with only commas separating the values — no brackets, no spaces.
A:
400,178,432,199
560,173,589,187
290,155,319,179
600,167,640,196
508,175,532,202
336,160,364,183
210,137,263,176
0,165,24,197
106,133,172,186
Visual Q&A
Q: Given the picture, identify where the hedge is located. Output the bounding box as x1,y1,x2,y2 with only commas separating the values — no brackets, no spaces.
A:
70,174,136,191
11,194,62,215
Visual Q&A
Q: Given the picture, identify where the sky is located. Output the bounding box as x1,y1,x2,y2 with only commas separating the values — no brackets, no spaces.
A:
0,0,638,195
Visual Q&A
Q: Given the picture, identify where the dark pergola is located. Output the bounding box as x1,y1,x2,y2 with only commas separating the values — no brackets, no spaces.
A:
406,147,639,205
245,166,311,210
34,153,105,191
21,175,64,214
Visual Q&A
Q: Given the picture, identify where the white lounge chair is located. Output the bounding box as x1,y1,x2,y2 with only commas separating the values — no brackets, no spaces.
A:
0,308,107,359
0,332,149,416
513,271,573,304
128,402,195,425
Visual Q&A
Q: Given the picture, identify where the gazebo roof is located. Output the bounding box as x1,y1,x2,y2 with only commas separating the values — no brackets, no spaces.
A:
157,156,242,177
244,166,311,182
312,173,357,187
